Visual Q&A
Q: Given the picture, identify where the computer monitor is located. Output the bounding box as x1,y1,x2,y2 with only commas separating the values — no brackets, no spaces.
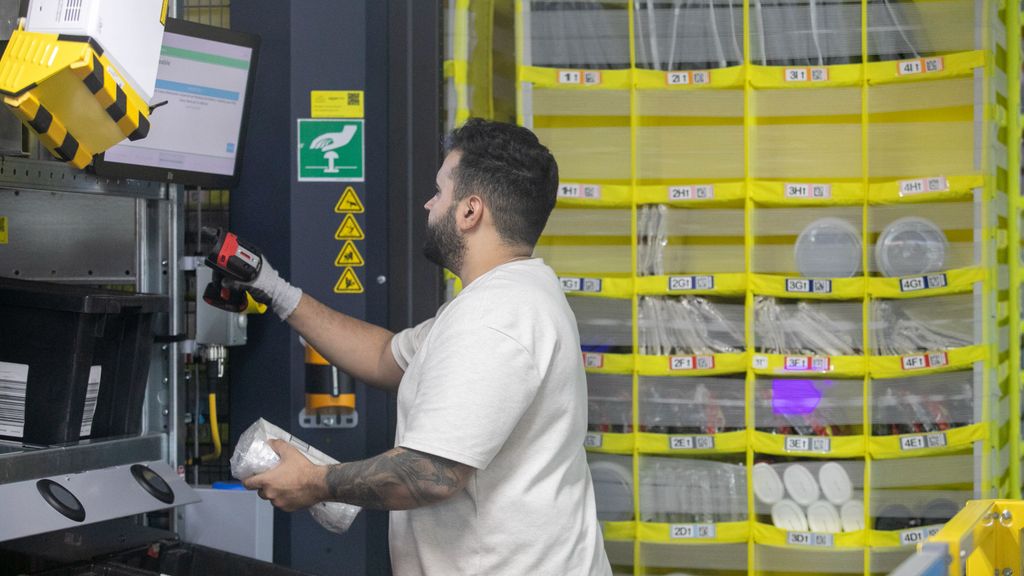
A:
93,18,260,188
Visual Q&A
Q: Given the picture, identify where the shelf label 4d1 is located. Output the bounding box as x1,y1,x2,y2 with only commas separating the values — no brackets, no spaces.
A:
784,183,831,199
784,67,829,82
666,70,711,86
898,176,948,196
899,273,948,293
670,524,716,539
670,355,715,371
560,277,602,293
785,278,832,294
558,70,602,86
583,352,604,369
668,184,714,201
899,525,942,546
670,435,715,450
899,432,947,452
897,57,944,76
584,433,603,448
900,351,949,371
787,531,834,548
785,436,831,454
669,275,715,291
784,355,831,372
558,182,601,200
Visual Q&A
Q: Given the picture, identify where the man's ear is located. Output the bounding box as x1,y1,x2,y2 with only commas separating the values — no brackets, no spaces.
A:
458,195,484,231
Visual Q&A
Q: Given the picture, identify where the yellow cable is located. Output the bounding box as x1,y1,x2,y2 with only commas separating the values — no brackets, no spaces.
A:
200,393,222,462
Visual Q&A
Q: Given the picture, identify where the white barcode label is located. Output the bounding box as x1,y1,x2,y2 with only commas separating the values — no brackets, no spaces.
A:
898,177,948,196
668,184,714,201
559,277,603,293
899,274,948,292
584,433,603,448
785,436,831,453
558,183,602,200
784,356,831,372
668,275,715,291
788,531,835,547
557,70,602,85
785,278,833,294
669,355,716,371
899,525,943,545
670,524,716,539
583,353,605,369
897,57,944,76
784,183,832,199
752,355,769,370
80,366,102,437
0,361,29,438
670,435,716,450
899,432,947,451
900,352,949,371
665,71,711,85
784,67,829,82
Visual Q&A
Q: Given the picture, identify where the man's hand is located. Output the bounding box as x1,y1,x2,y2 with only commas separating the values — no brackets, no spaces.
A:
227,256,302,320
242,439,327,512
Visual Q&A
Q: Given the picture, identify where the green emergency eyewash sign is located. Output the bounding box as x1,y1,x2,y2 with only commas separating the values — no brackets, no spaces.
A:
297,119,365,182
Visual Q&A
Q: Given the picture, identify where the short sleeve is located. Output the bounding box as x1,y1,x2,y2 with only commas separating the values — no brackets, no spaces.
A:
398,325,541,470
390,316,436,371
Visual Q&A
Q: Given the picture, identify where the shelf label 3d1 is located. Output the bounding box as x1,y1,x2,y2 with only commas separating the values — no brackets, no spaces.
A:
670,524,716,539
787,531,834,548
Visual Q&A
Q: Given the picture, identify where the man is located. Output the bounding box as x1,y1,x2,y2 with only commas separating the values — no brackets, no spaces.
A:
241,118,611,575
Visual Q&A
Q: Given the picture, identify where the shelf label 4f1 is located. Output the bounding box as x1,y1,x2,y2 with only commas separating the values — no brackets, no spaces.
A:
670,435,716,450
900,351,949,371
670,523,716,539
899,432,947,452
785,436,831,454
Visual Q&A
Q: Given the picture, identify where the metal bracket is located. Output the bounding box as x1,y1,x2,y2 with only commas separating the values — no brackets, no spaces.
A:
299,409,358,429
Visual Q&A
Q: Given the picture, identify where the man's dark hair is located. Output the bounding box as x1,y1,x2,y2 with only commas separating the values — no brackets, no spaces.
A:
443,118,559,248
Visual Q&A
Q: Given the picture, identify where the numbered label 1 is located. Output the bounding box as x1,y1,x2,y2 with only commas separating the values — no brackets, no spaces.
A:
900,351,949,371
558,70,582,84
668,184,715,201
558,182,602,200
669,435,716,450
899,432,947,452
752,355,770,370
784,356,831,372
784,183,832,199
584,433,603,448
784,436,832,453
670,524,716,539
899,273,948,293
785,278,833,294
668,275,715,291
583,352,605,369
669,355,716,371
787,531,835,547
898,176,948,196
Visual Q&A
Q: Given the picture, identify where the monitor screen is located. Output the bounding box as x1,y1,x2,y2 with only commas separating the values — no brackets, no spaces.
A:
93,18,260,187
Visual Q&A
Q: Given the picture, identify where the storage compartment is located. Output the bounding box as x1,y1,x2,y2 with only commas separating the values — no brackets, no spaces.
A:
752,207,864,277
639,375,745,434
752,458,865,533
589,453,635,522
638,206,745,276
866,0,976,61
0,277,165,445
638,455,747,524
537,208,631,275
869,294,975,355
754,297,863,356
870,371,975,435
870,453,971,533
633,0,743,70
640,542,748,575
755,377,863,436
750,0,861,66
867,202,977,277
588,373,633,433
755,545,865,575
639,296,745,355
570,296,633,354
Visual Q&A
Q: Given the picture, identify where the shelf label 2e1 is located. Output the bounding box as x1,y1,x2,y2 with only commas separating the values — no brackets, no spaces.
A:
787,531,834,547
670,523,716,539
669,435,715,450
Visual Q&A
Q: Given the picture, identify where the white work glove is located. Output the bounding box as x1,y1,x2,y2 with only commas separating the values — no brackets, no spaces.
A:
228,256,302,321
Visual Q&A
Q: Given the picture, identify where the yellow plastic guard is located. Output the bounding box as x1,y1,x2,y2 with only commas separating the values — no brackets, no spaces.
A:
0,30,152,169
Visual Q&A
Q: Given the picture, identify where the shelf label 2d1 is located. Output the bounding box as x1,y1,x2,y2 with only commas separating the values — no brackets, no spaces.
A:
559,277,602,293
899,432,947,452
785,278,832,294
899,274,948,292
668,184,714,201
583,433,603,448
670,524,716,540
900,351,949,371
582,352,604,369
784,436,831,454
670,355,715,371
669,275,715,291
669,435,715,450
787,531,834,548
899,525,943,546
557,182,601,200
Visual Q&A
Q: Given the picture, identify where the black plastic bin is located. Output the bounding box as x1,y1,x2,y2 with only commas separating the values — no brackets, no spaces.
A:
0,277,165,446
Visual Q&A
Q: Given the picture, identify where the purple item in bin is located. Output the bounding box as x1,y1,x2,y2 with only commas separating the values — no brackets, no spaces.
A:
771,379,833,415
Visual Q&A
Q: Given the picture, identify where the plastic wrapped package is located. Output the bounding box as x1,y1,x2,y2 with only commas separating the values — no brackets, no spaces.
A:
231,418,361,534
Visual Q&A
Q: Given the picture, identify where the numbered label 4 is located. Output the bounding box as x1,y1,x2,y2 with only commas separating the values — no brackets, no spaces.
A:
670,524,716,539
784,183,832,199
668,184,714,201
670,355,716,371
670,435,716,450
583,433,603,448
899,432,947,451
784,436,831,454
787,531,834,547
900,352,949,371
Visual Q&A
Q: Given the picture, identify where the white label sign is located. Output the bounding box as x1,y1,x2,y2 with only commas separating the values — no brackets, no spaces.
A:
669,435,716,450
899,432,947,451
670,524,717,539
669,355,715,371
897,57,945,76
898,176,949,196
558,183,602,200
668,184,715,201
899,273,948,292
785,436,832,453
784,356,831,372
558,70,602,85
787,531,835,547
785,278,833,294
559,277,602,293
752,355,770,370
784,67,829,82
668,275,715,291
583,353,605,369
784,183,832,199
900,352,949,371
0,361,29,438
584,433,603,448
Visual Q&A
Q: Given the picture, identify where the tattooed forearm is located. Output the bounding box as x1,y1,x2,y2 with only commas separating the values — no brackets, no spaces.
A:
322,447,472,510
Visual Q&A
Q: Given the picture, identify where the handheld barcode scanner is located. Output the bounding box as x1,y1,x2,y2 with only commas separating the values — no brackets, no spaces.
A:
201,227,265,313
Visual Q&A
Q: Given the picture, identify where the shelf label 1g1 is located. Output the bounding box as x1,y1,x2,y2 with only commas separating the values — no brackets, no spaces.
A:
787,531,834,547
670,435,716,450
785,436,831,454
670,523,716,539
899,432,947,452
559,277,602,293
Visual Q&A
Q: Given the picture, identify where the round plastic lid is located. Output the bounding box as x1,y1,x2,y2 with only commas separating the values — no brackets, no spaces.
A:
875,216,948,277
807,500,842,533
753,463,785,505
783,463,821,506
818,462,853,505
840,500,865,532
772,499,809,532
794,217,862,278
589,461,634,522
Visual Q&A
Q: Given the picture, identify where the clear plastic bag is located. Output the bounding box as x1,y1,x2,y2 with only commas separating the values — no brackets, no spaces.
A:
231,418,361,534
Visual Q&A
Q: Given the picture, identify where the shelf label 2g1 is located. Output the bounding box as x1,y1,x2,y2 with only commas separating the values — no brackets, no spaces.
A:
670,524,716,539
787,531,834,547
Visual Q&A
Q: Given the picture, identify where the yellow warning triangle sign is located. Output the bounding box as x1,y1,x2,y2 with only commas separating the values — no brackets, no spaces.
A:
334,240,364,267
334,214,365,240
334,267,364,293
334,187,364,213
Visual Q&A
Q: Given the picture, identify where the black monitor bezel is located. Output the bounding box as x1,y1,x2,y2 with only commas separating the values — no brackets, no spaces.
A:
92,17,260,188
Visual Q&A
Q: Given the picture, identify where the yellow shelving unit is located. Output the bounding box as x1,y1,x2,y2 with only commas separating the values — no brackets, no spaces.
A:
510,0,1017,574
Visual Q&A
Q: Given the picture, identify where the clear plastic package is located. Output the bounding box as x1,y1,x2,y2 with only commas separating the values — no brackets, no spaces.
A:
231,418,361,534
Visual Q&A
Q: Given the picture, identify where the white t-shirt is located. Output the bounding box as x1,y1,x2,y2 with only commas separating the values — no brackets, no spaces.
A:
388,258,611,576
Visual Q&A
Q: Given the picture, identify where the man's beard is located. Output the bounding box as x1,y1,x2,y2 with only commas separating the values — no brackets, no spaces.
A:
423,204,465,272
